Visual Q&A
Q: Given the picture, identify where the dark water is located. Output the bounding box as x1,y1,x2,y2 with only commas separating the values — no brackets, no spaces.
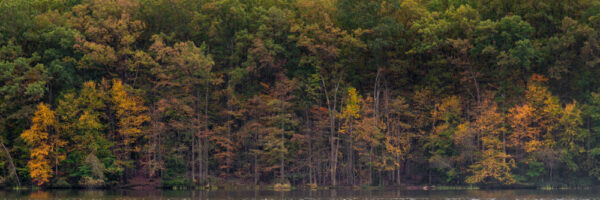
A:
2,189,600,199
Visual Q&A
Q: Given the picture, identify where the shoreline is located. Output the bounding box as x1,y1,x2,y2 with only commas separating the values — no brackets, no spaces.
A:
1,184,597,191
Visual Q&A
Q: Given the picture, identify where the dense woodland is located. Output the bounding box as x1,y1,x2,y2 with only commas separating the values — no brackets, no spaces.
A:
4,0,600,189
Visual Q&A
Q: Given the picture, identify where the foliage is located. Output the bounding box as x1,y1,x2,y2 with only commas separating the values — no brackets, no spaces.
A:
20,103,64,186
4,0,600,188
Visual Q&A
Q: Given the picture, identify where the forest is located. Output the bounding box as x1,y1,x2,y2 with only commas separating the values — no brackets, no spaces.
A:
2,0,600,189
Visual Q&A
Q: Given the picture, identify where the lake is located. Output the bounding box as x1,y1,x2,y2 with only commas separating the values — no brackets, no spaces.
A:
2,189,600,199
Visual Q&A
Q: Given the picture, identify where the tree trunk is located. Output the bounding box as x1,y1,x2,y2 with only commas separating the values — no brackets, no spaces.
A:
307,108,314,185
348,119,354,186
319,74,342,186
192,134,196,184
280,99,285,184
1,140,20,187
202,81,210,184
329,112,337,186
254,110,260,185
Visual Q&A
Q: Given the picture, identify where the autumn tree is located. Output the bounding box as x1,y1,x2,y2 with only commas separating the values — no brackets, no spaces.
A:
427,96,462,184
382,96,413,185
21,103,65,186
150,35,214,184
54,81,115,186
508,75,563,183
70,0,153,85
464,94,515,185
339,87,361,185
352,96,384,185
254,76,298,184
109,79,150,174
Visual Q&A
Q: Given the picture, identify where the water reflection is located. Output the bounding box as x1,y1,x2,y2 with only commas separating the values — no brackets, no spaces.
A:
1,189,599,199
28,191,51,199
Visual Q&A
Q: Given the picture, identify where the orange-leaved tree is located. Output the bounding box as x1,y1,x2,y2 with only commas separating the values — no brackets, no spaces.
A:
508,74,562,182
21,103,66,186
508,75,561,155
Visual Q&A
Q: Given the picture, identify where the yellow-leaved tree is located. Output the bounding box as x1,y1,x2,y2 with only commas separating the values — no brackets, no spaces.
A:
509,75,561,154
110,79,150,170
464,94,515,185
21,103,66,186
383,97,413,185
339,87,361,185
508,74,563,182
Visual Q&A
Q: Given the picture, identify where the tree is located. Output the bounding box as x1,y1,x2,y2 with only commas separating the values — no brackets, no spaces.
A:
509,75,560,154
584,91,600,179
353,96,383,185
557,102,585,172
464,94,515,185
339,87,361,185
109,79,150,173
150,35,214,184
508,75,563,183
426,96,462,184
54,81,115,186
21,103,65,186
239,75,299,185
0,136,20,187
70,0,152,85
383,96,413,185
0,53,50,159
293,3,365,184
472,16,536,106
